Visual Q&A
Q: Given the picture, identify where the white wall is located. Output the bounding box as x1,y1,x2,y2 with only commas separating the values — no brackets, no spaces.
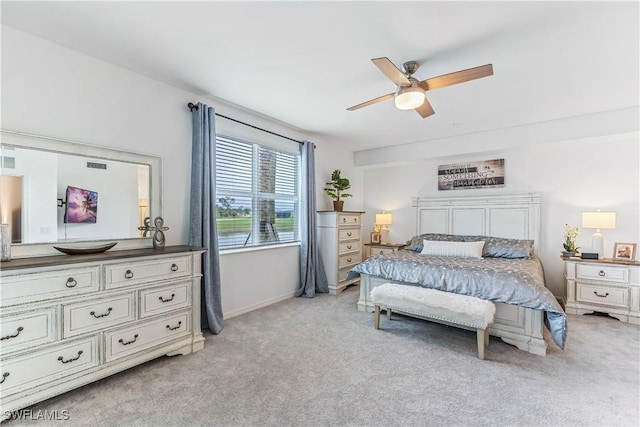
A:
360,133,640,297
1,26,363,318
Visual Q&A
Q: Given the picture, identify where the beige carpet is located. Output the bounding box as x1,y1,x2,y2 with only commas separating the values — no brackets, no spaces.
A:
5,286,640,426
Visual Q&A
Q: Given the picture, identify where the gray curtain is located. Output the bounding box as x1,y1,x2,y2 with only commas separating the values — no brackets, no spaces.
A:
189,102,223,333
296,141,328,297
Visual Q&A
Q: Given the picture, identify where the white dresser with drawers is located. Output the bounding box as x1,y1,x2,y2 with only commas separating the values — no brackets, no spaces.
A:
317,211,364,294
564,257,640,324
0,246,205,418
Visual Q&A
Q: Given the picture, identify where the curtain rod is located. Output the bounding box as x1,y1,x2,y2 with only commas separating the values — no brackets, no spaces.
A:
187,102,303,145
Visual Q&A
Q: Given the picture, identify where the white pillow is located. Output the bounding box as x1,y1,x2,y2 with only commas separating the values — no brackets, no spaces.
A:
420,240,485,258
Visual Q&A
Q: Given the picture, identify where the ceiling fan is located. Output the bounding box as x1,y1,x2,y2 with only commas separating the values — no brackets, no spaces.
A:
347,57,493,118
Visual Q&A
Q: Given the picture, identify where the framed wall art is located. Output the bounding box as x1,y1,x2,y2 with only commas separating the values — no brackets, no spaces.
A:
438,158,505,191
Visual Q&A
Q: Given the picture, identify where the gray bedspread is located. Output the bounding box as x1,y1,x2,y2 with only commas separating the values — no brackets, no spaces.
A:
347,251,567,349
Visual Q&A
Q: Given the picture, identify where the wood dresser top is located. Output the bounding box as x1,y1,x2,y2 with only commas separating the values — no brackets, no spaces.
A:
561,256,640,266
0,245,206,271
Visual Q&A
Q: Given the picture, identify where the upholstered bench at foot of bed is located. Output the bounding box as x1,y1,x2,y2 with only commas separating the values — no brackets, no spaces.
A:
370,283,496,360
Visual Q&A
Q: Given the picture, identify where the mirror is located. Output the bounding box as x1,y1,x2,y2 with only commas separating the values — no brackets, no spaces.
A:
0,130,162,258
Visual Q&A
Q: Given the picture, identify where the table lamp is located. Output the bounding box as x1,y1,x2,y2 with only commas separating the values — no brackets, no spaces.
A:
375,212,393,244
581,210,616,259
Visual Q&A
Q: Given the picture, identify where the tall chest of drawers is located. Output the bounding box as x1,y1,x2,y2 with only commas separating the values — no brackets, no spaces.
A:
564,257,640,324
0,246,205,418
317,211,364,294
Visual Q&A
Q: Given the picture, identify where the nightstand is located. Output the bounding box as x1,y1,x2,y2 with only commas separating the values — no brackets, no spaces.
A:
364,243,405,257
563,257,640,324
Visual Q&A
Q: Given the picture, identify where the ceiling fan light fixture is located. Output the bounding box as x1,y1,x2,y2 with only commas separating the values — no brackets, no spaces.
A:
394,86,425,110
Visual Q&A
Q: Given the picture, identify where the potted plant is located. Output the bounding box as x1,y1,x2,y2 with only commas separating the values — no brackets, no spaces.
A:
324,169,352,212
562,224,580,257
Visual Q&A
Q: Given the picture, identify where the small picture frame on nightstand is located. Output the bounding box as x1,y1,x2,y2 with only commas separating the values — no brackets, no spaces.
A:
371,232,381,244
613,242,636,260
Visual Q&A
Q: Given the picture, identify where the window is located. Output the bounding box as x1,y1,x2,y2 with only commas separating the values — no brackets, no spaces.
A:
215,136,299,250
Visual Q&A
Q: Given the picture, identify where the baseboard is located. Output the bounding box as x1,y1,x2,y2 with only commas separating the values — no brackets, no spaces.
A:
223,291,297,319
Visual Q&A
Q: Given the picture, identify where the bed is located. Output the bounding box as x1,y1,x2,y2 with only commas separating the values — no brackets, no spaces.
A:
349,193,566,356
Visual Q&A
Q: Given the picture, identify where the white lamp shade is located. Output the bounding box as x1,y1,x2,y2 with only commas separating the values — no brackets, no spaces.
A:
394,88,425,110
375,213,393,225
581,211,616,230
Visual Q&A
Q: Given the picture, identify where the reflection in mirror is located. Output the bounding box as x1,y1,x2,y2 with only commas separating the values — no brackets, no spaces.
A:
0,175,22,242
0,130,162,258
1,147,150,243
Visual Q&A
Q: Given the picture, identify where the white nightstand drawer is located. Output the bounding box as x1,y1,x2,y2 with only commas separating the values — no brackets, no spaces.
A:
338,214,360,227
370,247,396,256
576,283,628,308
140,282,190,318
105,256,191,289
0,336,98,396
338,228,360,241
0,267,99,305
0,308,56,353
338,253,360,269
105,312,190,362
338,242,359,255
63,293,135,337
576,264,628,284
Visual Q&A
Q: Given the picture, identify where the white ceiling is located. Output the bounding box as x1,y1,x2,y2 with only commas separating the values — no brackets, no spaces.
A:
2,1,638,152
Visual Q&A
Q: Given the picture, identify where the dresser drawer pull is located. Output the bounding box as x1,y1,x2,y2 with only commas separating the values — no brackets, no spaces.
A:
1,326,24,341
171,263,179,272
346,232,352,237
66,277,78,288
119,334,139,346
342,217,347,223
593,291,610,298
379,250,384,255
90,307,113,318
125,270,134,279
0,372,9,384
166,321,182,331
58,350,83,364
346,257,352,263
347,245,352,250
159,293,176,303
598,270,606,277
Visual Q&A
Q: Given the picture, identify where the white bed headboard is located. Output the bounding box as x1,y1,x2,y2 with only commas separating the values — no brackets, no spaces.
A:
411,193,541,253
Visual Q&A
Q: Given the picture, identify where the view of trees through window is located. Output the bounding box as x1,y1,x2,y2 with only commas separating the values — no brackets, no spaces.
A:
215,137,299,249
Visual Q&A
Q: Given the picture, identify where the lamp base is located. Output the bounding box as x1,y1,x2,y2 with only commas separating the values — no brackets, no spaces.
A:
592,232,604,260
380,229,390,245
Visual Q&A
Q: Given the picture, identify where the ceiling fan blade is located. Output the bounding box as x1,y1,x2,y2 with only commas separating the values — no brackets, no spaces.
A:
372,57,411,86
346,92,394,111
415,96,435,118
419,64,493,91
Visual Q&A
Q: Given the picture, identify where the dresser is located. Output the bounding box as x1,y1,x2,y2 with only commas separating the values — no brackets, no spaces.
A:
0,246,205,418
317,211,364,294
563,257,640,324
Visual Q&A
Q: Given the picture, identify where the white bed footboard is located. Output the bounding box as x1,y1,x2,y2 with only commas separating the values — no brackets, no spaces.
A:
357,274,548,356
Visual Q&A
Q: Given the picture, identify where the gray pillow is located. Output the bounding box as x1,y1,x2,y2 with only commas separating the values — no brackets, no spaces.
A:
462,235,533,259
405,233,465,252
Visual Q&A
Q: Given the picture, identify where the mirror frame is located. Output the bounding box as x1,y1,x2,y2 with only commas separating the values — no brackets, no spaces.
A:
1,129,162,258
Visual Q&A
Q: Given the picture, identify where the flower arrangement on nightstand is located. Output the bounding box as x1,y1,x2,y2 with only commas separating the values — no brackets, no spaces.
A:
562,224,580,257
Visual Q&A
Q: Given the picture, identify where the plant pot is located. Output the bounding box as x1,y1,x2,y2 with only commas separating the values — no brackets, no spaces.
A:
333,201,344,212
561,251,577,258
